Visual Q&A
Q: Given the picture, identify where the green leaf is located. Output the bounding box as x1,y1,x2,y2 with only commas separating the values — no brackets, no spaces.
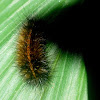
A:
0,0,88,100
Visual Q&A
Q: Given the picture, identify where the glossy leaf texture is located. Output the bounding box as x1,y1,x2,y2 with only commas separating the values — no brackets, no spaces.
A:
0,0,87,100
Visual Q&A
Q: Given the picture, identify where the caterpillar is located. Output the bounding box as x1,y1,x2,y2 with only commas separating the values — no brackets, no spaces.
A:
16,18,51,87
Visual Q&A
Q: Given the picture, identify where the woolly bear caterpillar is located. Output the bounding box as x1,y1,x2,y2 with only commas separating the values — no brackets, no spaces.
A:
16,18,52,87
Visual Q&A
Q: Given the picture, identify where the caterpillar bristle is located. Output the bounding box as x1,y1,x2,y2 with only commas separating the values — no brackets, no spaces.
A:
16,18,51,87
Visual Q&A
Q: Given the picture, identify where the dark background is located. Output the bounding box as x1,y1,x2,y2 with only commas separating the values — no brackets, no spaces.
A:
45,0,99,99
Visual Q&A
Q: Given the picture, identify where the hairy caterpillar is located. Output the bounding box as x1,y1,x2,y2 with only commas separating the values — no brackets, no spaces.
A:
16,18,51,87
